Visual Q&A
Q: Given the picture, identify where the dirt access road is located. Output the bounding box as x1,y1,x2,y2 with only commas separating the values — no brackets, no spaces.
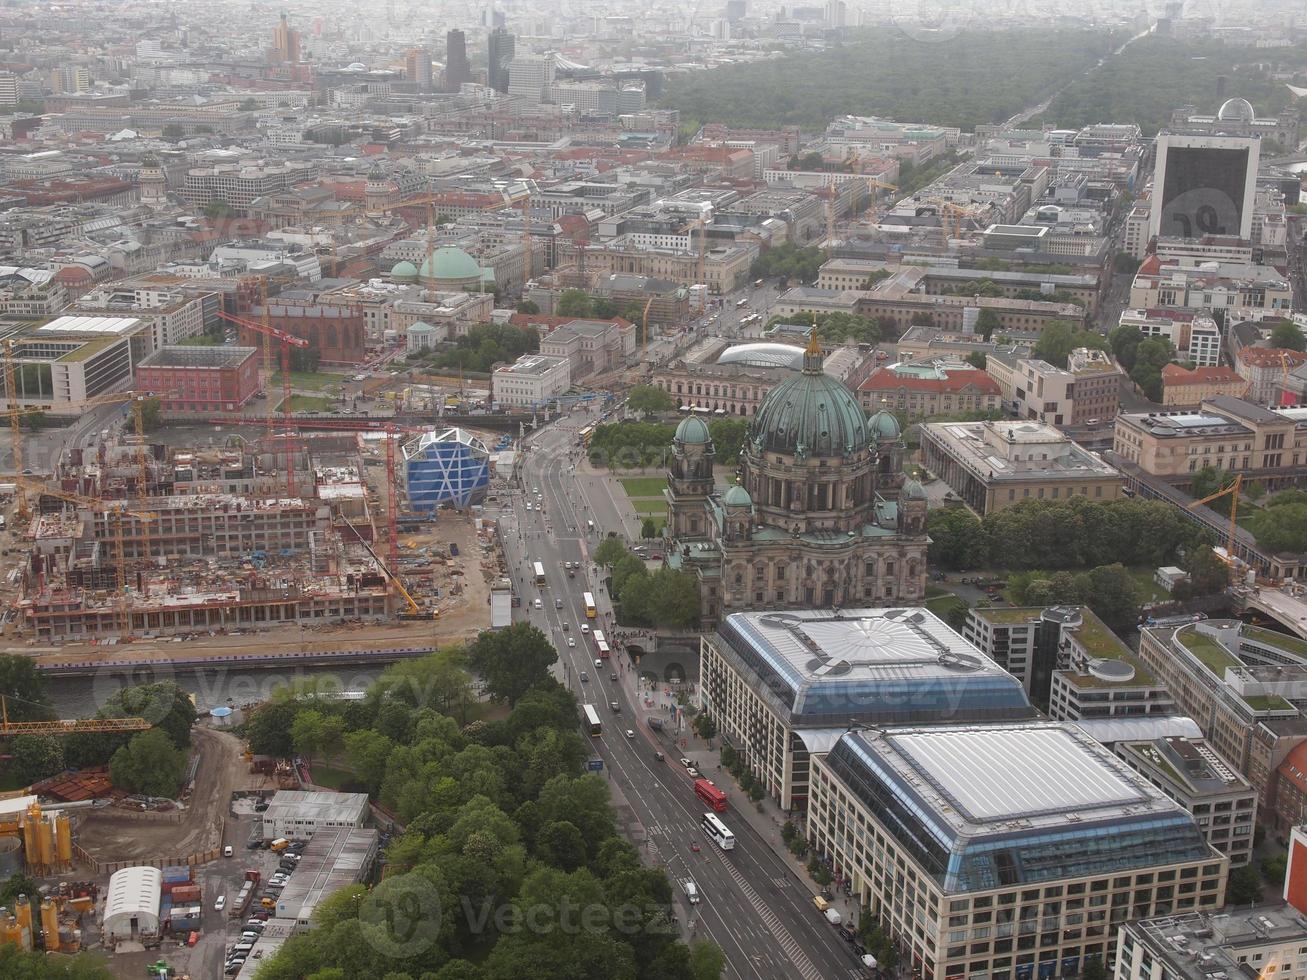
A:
77,727,257,863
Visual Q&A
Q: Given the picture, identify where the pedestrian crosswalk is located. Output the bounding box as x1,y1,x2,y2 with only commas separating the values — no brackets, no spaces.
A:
713,849,824,980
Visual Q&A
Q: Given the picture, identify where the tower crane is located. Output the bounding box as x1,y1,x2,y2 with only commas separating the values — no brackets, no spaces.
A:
1188,473,1243,587
0,695,149,737
217,310,310,497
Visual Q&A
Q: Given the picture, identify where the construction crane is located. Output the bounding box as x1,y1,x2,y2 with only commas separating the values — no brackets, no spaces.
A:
696,216,708,312
0,695,149,737
217,310,310,497
1188,473,1243,587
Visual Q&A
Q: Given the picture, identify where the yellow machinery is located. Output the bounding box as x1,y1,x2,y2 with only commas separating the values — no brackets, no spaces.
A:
20,802,73,877
39,898,57,951
1188,473,1243,586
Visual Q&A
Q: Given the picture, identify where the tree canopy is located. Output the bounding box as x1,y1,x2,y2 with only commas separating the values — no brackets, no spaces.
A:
109,729,187,797
750,244,825,284
425,323,539,376
589,418,749,468
627,385,674,417
1271,321,1306,353
0,655,51,722
662,28,1113,131
1031,320,1107,369
466,623,558,707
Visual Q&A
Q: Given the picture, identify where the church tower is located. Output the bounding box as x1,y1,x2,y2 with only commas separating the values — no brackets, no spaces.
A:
667,414,714,540
138,154,167,209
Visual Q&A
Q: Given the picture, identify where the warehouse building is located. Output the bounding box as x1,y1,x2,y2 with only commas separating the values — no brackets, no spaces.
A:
103,866,161,942
260,790,369,841
274,828,379,928
809,722,1227,980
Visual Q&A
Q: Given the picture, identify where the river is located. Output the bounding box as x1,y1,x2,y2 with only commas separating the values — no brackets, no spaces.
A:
44,663,387,718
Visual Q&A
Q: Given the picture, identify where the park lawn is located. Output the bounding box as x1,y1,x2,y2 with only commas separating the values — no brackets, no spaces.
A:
621,477,668,497
278,395,334,413
631,499,668,515
308,764,361,792
272,370,347,392
926,594,965,620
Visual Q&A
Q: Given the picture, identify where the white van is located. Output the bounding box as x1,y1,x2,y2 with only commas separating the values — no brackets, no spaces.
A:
533,598,542,609
682,880,700,905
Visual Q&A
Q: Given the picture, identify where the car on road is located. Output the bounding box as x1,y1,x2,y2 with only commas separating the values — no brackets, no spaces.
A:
686,767,700,778
580,672,588,682
223,845,233,857
594,658,602,667
214,895,226,912
555,598,563,609
580,624,589,633
609,673,617,681
533,598,542,609
682,880,700,904
567,637,576,647
562,622,569,631
679,757,693,768
352,374,367,382
690,840,700,852
532,487,539,494
625,729,634,739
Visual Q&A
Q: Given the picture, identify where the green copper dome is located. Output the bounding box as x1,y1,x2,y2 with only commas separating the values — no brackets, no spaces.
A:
674,415,711,446
749,334,869,458
723,484,752,507
419,246,481,282
391,260,418,281
869,409,902,442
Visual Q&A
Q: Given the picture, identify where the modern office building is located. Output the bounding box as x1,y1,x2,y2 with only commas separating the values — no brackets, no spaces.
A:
1114,735,1256,866
405,47,433,91
400,427,490,512
1115,905,1307,980
506,55,554,104
487,28,515,93
699,607,1035,809
1013,349,1123,428
444,30,470,92
1137,620,1307,812
272,13,301,63
1048,608,1176,722
809,722,1227,980
920,419,1125,514
1150,133,1259,242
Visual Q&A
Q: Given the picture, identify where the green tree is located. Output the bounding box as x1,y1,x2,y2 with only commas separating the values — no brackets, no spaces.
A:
627,384,674,416
1247,502,1307,553
466,623,558,707
1183,545,1229,596
101,681,197,748
1113,252,1140,275
640,517,658,539
243,697,302,756
109,729,186,797
291,708,327,764
620,567,700,629
138,396,163,432
343,730,394,796
0,944,114,977
1271,321,1306,352
707,417,748,464
926,508,990,569
1077,563,1144,634
750,243,825,284
1130,337,1175,402
1082,957,1108,980
976,308,1001,342
1108,324,1143,371
612,552,648,598
556,289,593,318
1032,320,1107,369
516,299,540,314
8,734,65,785
0,655,51,721
201,198,232,219
594,537,628,567
965,351,988,369
1226,864,1263,905
288,347,321,373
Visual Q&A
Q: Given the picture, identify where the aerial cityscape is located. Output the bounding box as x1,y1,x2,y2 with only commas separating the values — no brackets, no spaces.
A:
6,2,1307,979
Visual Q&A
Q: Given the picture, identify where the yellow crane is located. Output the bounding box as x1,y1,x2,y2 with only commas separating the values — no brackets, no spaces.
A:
1188,473,1243,586
0,695,149,737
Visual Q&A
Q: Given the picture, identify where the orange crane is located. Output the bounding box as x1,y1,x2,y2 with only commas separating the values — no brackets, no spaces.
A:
217,310,310,497
1188,473,1243,587
0,695,149,736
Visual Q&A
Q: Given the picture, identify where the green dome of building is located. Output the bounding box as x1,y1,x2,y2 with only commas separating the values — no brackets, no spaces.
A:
869,409,902,443
902,478,926,500
675,415,712,446
749,331,869,458
390,260,418,281
723,484,752,507
419,246,482,283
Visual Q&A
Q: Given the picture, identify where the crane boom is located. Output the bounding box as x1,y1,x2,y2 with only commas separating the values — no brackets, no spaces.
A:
0,695,149,736
1187,474,1243,586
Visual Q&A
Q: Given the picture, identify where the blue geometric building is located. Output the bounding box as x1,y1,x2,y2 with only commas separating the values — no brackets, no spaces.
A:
401,428,489,512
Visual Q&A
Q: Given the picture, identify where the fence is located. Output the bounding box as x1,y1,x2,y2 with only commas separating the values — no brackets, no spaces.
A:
71,817,225,875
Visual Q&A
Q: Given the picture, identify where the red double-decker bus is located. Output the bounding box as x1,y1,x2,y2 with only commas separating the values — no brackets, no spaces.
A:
694,778,727,813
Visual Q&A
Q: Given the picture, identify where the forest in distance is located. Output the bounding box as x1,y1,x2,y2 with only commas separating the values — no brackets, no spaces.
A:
662,30,1307,137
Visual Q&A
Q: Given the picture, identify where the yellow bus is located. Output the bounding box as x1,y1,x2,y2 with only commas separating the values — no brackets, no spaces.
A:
583,592,597,619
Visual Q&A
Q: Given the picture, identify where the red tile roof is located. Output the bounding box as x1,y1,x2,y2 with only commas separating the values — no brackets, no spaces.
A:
859,367,1001,395
1238,347,1307,368
1161,364,1245,386
1278,741,1307,794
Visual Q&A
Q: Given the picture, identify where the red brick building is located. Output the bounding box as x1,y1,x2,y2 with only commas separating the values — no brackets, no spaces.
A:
136,345,260,412
247,302,367,364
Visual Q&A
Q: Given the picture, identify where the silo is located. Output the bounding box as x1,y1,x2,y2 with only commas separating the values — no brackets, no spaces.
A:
39,899,57,951
14,895,32,935
54,815,71,866
34,817,52,871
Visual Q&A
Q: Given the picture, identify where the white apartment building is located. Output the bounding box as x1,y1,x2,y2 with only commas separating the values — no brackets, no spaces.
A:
1118,309,1222,367
1115,906,1307,980
491,354,570,407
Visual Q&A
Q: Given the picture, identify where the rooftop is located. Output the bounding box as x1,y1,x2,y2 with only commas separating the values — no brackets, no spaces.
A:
921,419,1122,482
826,722,1215,892
713,607,1034,727
37,314,142,336
140,345,258,369
1126,907,1307,980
